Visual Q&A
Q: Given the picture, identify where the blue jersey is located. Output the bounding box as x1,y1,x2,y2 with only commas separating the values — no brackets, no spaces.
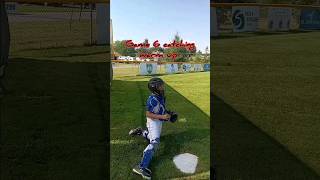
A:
146,94,166,116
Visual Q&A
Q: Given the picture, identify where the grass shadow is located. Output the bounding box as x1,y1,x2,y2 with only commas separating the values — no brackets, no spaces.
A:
1,58,109,179
212,93,320,179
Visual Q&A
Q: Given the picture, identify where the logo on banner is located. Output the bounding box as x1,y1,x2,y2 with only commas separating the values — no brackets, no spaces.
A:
183,64,187,71
232,7,259,32
181,64,191,72
194,64,202,71
170,64,175,72
300,9,320,29
146,64,153,74
140,63,157,75
5,2,17,13
268,8,291,31
203,64,210,71
232,10,245,30
166,64,178,74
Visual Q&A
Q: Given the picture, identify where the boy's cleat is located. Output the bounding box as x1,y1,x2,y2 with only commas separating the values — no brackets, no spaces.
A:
144,167,152,175
129,127,143,136
132,165,151,179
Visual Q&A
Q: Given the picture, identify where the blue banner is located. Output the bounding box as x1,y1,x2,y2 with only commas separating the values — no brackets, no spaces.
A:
300,9,320,30
203,64,210,71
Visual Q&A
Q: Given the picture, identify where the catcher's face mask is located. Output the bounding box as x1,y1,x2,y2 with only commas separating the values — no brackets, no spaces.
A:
157,84,165,97
148,78,165,97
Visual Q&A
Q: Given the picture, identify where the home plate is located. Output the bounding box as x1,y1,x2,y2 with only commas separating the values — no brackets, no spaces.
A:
173,153,198,174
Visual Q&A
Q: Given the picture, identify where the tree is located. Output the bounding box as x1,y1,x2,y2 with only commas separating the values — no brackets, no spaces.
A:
136,38,150,56
205,46,209,54
149,46,164,53
113,40,136,57
163,32,195,62
204,46,210,63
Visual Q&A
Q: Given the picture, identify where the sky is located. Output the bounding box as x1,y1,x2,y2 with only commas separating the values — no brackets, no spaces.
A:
111,0,210,52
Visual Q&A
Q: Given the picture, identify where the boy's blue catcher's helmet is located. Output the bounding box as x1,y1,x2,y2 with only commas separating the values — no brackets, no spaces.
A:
148,77,164,96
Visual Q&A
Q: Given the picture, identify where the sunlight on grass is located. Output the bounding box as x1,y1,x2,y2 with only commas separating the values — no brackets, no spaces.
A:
111,72,210,179
170,171,210,180
110,140,133,145
212,32,320,178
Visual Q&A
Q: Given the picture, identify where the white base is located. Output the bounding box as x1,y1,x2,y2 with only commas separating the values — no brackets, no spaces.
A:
173,153,198,174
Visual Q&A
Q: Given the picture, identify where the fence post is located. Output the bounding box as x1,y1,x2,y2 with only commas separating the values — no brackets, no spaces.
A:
211,7,219,37
0,1,10,93
96,3,110,45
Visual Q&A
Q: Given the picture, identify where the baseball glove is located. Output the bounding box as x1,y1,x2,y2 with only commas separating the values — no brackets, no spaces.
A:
167,110,178,123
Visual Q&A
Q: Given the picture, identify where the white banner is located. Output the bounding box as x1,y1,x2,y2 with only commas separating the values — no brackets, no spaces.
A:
140,63,157,75
232,6,260,32
268,7,292,31
193,64,203,72
165,64,179,74
5,2,17,13
180,64,192,72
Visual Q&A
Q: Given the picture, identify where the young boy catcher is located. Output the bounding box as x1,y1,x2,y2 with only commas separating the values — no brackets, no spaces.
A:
129,77,177,179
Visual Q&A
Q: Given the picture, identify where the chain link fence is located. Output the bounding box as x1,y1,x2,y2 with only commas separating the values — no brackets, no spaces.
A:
8,3,99,54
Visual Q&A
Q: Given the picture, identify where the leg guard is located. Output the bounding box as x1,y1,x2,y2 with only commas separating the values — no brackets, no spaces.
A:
142,130,149,141
139,138,160,168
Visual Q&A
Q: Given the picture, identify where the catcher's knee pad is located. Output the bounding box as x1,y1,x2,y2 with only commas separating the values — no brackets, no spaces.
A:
151,138,160,151
144,138,160,152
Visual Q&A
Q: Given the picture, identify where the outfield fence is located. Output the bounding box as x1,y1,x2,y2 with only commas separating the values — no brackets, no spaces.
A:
4,2,111,53
7,3,98,52
211,3,320,36
1,1,110,94
112,61,210,77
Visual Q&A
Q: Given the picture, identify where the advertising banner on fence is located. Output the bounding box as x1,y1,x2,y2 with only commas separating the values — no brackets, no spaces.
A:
268,7,292,31
140,63,157,75
232,6,260,32
180,64,192,72
300,9,320,30
194,64,203,72
165,64,179,74
203,64,210,71
5,2,17,13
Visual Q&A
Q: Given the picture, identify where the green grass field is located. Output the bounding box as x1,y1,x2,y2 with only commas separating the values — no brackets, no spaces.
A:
1,19,109,179
10,20,96,53
111,72,210,179
212,32,320,179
